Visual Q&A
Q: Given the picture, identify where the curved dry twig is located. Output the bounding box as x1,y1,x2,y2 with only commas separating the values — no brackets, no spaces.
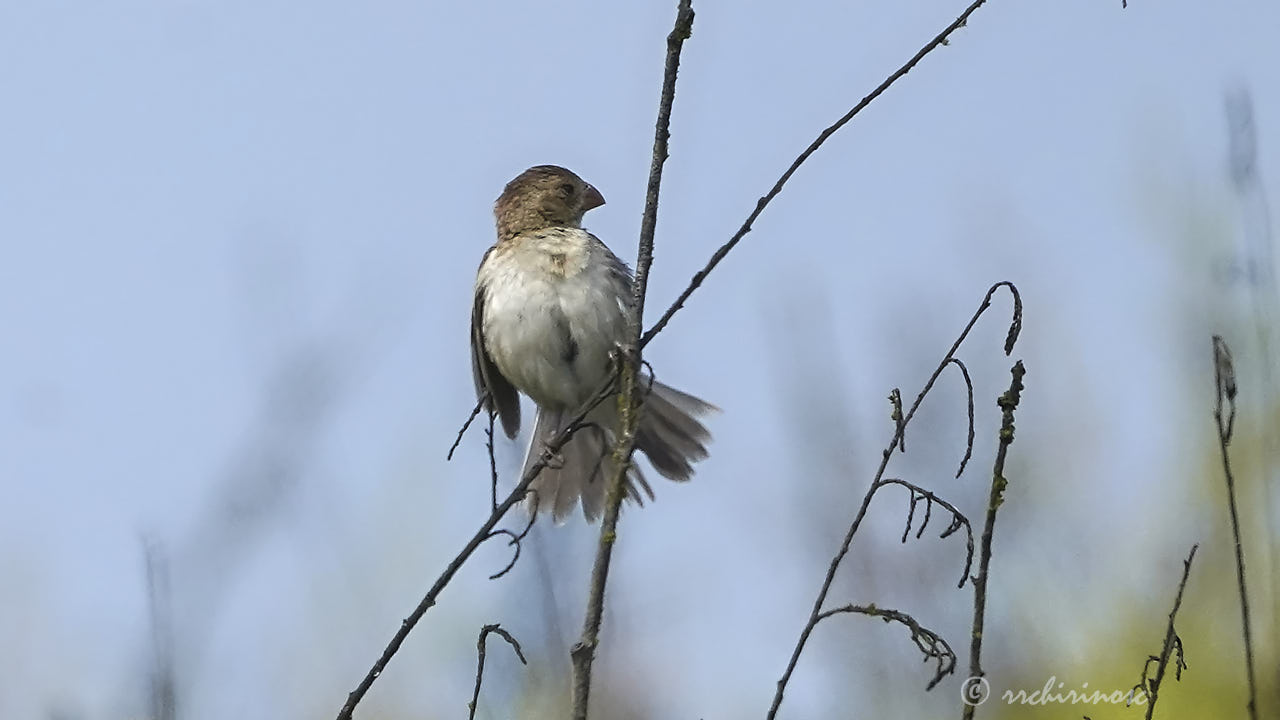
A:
467,623,528,720
483,496,539,581
947,358,976,478
767,281,1021,720
878,478,974,588
897,281,1020,451
641,0,996,350
813,605,956,690
992,281,1023,356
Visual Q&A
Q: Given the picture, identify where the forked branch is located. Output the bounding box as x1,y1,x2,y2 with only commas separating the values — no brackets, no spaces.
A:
642,0,995,348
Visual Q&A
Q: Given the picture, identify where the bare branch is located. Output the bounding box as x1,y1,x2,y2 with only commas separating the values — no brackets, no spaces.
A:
641,0,995,349
814,604,957,690
485,411,499,512
1128,544,1199,719
947,358,976,478
570,2,694,718
766,281,1021,720
447,396,487,461
467,623,528,720
336,372,619,719
961,359,1025,720
1210,336,1258,720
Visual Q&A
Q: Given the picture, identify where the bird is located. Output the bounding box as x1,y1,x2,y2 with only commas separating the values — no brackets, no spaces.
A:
470,165,716,522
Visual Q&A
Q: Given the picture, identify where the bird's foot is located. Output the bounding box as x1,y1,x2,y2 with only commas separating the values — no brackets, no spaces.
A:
540,446,565,470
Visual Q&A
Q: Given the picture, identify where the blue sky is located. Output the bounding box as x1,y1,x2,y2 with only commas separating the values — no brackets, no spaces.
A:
2,1,1278,718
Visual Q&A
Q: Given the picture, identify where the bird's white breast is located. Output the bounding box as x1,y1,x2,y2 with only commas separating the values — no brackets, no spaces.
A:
478,228,630,409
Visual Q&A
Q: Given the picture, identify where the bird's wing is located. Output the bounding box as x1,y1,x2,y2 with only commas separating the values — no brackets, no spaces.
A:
588,232,637,297
472,247,522,438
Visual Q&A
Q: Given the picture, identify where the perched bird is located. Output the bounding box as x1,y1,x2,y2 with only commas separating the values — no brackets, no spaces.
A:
471,165,716,521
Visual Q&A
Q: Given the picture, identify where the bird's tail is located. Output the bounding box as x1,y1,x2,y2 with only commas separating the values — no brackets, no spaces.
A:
521,381,716,523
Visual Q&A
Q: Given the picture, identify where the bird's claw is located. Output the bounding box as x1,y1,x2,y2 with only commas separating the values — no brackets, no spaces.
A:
541,446,565,470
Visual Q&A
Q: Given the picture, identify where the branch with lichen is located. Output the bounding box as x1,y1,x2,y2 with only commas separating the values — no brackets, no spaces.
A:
568,2,695,718
961,359,1024,720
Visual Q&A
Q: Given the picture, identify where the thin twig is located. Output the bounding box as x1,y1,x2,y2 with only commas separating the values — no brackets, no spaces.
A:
814,604,957,690
447,396,487,461
948,358,976,478
641,0,993,349
1211,336,1258,720
1128,544,1198,720
766,281,1020,720
961,359,1025,720
484,500,539,581
569,3,694,718
336,376,618,719
485,410,498,513
467,623,528,720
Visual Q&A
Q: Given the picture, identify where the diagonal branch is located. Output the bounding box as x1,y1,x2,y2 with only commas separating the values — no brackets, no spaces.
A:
447,396,487,462
569,2,695,718
641,0,994,349
335,373,618,720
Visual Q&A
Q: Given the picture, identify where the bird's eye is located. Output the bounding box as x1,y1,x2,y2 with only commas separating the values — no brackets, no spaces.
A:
559,182,576,196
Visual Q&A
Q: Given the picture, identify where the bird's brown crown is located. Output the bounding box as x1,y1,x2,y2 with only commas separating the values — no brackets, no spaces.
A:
494,165,606,240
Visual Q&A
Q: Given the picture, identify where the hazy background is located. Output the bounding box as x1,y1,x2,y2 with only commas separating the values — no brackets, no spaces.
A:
2,1,1278,718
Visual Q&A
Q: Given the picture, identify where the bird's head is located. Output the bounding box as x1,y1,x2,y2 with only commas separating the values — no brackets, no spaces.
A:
494,165,605,239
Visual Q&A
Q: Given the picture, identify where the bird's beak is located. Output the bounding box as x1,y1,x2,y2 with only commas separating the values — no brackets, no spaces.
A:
582,183,605,211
